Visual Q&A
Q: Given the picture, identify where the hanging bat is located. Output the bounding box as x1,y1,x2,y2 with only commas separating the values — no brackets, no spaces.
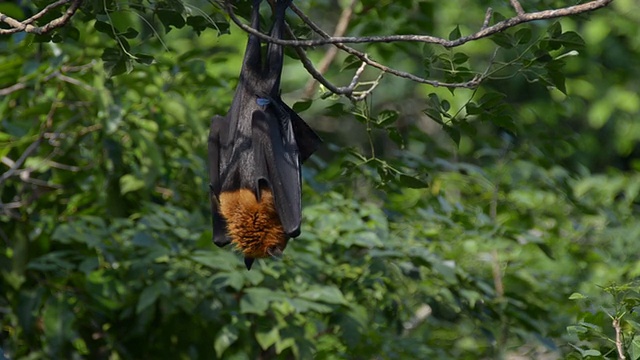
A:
208,0,321,270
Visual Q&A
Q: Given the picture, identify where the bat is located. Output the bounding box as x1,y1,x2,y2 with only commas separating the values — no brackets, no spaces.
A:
208,0,321,270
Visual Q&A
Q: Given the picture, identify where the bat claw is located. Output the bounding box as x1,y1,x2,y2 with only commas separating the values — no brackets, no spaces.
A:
267,247,283,259
244,257,255,270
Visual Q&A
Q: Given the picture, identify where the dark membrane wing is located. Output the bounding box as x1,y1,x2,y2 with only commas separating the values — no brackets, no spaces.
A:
270,99,322,163
251,110,302,237
209,116,232,247
286,105,322,163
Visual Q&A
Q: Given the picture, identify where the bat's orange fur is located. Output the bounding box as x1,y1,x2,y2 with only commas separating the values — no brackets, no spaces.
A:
219,188,287,258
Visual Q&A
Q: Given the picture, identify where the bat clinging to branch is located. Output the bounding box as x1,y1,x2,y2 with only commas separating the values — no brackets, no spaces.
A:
208,0,321,270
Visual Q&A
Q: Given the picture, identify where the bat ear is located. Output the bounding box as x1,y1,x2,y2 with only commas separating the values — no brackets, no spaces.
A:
244,257,255,270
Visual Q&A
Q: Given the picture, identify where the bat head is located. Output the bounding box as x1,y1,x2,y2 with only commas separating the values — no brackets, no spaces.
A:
219,187,289,266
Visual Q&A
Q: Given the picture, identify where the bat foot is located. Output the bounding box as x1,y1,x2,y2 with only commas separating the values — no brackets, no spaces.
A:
267,246,283,259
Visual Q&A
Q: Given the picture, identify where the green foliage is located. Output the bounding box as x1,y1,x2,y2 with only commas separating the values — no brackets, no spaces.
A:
1,0,640,359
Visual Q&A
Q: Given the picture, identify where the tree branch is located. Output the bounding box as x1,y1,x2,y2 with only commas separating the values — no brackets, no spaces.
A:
224,0,612,94
613,317,627,360
0,0,82,35
226,0,613,47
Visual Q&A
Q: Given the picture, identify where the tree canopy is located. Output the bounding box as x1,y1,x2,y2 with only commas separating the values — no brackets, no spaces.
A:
1,0,639,359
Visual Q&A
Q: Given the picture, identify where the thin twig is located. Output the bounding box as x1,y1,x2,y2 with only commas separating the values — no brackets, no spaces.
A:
0,139,42,186
482,8,493,30
509,0,525,16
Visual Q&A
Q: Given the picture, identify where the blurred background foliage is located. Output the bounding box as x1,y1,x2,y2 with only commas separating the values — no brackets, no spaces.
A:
1,0,639,359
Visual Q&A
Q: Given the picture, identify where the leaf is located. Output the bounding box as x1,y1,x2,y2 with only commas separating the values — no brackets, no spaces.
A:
293,100,313,113
134,53,155,65
630,336,640,360
240,288,274,315
558,31,586,51
515,28,532,45
157,10,186,31
452,53,469,65
94,21,114,37
569,292,586,300
256,328,280,350
341,54,361,71
377,110,399,127
299,286,348,305
443,124,460,146
490,32,513,49
423,93,443,123
214,325,239,357
399,174,429,189
136,281,169,314
120,174,145,194
387,127,404,148
546,65,567,94
448,26,461,40
547,21,562,38
122,27,139,39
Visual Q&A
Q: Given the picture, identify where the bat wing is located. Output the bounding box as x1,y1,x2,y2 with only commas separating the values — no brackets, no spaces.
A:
208,115,232,247
251,109,302,238
283,103,322,163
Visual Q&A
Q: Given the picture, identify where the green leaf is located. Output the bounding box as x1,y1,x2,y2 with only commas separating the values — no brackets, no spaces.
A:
94,21,114,37
490,32,513,49
631,336,640,360
377,110,399,127
547,21,562,38
120,174,145,194
515,28,532,45
452,53,469,65
443,124,460,145
122,27,139,39
240,288,274,315
299,286,348,305
448,26,461,40
341,54,361,71
256,327,280,350
387,127,404,148
293,100,313,113
134,53,155,65
423,93,443,123
214,325,239,357
558,31,586,51
569,292,586,300
399,174,429,189
157,10,186,31
136,281,169,314
582,349,601,357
